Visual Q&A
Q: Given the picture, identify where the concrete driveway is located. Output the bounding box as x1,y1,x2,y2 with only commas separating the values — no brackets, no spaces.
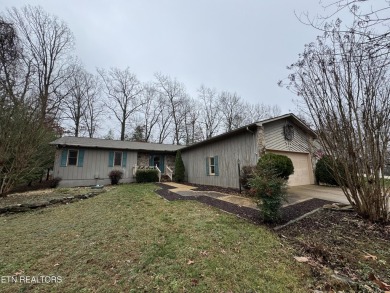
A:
287,185,350,205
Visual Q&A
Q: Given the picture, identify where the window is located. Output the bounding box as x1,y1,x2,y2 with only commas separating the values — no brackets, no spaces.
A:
60,149,84,167
108,151,127,168
68,150,78,166
209,157,215,175
114,151,122,166
206,156,219,176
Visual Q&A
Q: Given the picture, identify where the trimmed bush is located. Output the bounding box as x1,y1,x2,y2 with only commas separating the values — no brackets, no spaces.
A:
315,155,338,186
174,150,185,182
108,169,123,185
249,168,287,223
240,166,256,190
136,169,159,183
257,153,294,180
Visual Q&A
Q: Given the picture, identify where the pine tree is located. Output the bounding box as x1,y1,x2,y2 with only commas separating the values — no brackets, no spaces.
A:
174,150,185,182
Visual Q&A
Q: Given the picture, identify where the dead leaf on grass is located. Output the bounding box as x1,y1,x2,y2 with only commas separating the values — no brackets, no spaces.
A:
220,249,226,254
13,270,24,276
199,250,208,256
294,256,309,263
363,252,378,261
369,273,390,291
187,260,194,265
53,263,60,267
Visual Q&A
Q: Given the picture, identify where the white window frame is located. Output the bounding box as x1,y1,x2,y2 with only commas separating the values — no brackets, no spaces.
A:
67,149,78,166
209,157,216,175
114,151,123,166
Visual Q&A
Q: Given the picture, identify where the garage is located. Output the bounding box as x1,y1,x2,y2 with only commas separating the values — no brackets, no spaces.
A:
270,151,314,186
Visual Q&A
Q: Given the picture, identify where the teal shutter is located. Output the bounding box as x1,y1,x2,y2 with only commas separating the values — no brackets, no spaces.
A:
108,151,114,167
149,155,153,167
60,149,68,167
206,157,209,176
214,156,219,176
122,152,127,167
77,149,85,167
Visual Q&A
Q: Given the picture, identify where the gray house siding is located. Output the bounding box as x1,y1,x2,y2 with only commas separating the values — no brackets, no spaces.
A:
264,119,311,153
53,148,137,187
182,131,257,188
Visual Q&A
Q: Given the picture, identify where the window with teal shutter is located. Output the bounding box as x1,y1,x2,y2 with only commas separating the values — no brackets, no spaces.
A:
60,149,68,167
122,152,127,167
77,149,85,167
108,151,114,167
206,156,219,176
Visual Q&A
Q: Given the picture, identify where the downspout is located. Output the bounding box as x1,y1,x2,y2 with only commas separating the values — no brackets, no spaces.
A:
246,126,254,134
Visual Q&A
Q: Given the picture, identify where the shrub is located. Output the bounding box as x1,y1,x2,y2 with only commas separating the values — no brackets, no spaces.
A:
174,150,185,182
49,177,62,188
315,155,339,186
108,169,123,185
249,168,287,223
257,153,294,180
240,166,256,190
136,169,159,183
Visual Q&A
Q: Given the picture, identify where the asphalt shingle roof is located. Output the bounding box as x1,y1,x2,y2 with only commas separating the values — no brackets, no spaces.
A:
50,137,185,152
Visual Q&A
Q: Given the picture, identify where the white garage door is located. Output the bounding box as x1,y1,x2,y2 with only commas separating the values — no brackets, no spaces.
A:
270,151,313,186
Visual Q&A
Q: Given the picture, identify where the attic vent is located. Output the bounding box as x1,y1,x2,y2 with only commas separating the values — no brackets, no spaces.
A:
283,122,294,141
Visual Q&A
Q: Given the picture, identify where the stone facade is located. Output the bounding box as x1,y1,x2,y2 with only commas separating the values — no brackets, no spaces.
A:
136,152,176,174
137,153,150,168
256,126,266,156
165,154,176,172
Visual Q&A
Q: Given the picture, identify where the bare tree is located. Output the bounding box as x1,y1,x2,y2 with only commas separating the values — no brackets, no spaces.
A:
138,83,161,142
244,102,281,124
154,73,188,144
62,66,102,137
198,85,221,139
285,23,390,222
155,95,173,144
218,91,245,132
83,75,103,138
183,98,203,145
98,67,144,141
5,5,75,123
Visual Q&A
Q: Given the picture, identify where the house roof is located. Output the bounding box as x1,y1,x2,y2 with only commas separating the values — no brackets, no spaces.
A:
182,113,317,151
50,113,316,153
50,137,185,152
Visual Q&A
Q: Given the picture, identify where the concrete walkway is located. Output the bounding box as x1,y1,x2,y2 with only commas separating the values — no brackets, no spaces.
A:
161,182,258,209
161,182,349,209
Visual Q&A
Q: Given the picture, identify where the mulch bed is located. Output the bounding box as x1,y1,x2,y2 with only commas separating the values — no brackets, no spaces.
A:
155,183,334,226
181,182,243,196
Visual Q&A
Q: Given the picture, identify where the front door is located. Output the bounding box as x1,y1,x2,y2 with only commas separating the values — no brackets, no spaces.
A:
150,154,165,173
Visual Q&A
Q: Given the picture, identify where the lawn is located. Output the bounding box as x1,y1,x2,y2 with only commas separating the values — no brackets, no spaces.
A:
0,184,309,292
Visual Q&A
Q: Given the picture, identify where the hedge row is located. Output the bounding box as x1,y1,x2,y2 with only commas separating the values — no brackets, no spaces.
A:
136,169,159,183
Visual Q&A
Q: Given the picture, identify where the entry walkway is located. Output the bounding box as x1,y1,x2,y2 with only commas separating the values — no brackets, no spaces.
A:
161,182,258,209
161,182,349,208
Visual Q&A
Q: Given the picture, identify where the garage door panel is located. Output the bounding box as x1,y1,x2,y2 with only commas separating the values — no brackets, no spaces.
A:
269,151,313,186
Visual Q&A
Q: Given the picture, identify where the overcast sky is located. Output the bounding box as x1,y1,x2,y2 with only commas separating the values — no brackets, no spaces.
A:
0,0,328,114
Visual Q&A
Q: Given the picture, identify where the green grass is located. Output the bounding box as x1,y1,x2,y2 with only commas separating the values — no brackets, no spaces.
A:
0,184,309,292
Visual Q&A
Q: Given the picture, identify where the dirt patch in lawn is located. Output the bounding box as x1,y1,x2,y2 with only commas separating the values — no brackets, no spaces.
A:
0,186,109,208
278,209,390,292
